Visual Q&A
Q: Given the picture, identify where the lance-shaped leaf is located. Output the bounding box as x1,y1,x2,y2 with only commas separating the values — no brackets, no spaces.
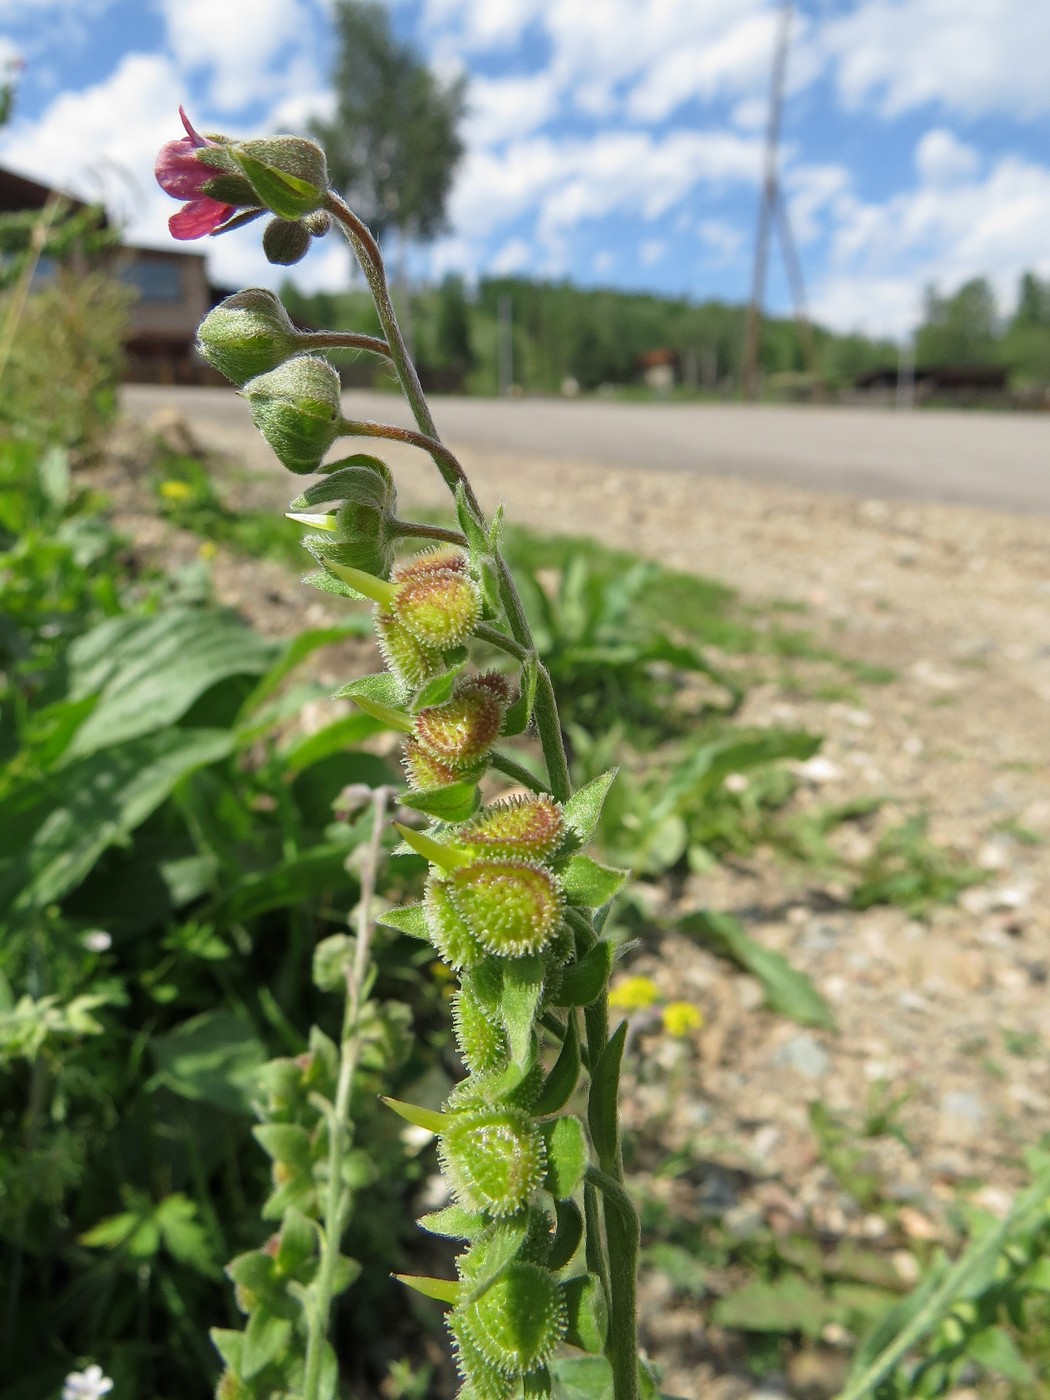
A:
587,1021,627,1173
552,943,614,1009
394,822,472,871
562,770,618,844
400,781,480,823
502,655,539,737
380,1096,447,1135
542,1116,589,1200
559,855,628,909
377,904,429,939
562,1273,608,1353
548,1198,584,1272
395,1273,461,1304
500,954,546,1068
534,1013,581,1116
417,1205,488,1241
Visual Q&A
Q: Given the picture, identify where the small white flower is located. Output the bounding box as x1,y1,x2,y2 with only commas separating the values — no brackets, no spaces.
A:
62,1363,113,1400
81,930,112,953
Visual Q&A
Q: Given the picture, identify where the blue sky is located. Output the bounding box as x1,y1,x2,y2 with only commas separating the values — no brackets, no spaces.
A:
2,0,1050,338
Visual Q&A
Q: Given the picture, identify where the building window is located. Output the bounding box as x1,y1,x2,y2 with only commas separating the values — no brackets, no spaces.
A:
120,258,182,301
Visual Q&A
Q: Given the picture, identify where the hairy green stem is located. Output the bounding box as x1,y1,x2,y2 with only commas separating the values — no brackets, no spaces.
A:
587,1169,640,1400
302,786,389,1400
388,518,467,547
298,328,391,359
489,750,553,795
473,620,532,662
337,416,473,499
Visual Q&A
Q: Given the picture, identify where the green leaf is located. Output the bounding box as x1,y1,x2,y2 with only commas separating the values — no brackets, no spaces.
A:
332,672,404,706
219,843,358,924
232,150,323,219
381,1096,446,1134
394,1273,460,1304
242,1308,292,1380
456,482,487,560
587,1021,627,1172
253,1124,312,1170
548,1198,584,1272
417,1205,488,1241
534,1013,581,1115
279,711,384,774
64,608,278,759
552,944,613,1008
543,1116,589,1199
400,780,480,823
155,1193,216,1274
562,1273,608,1353
967,1326,1032,1384
559,856,628,908
288,456,392,510
0,728,235,915
149,1010,267,1114
378,904,429,940
502,655,539,737
412,668,462,710
210,1328,245,1372
712,1275,836,1338
501,954,545,1069
549,1355,614,1400
562,771,618,844
680,910,835,1030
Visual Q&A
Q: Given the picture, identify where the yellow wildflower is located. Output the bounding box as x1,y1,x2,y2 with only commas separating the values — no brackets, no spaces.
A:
198,540,218,560
159,479,193,502
608,975,659,1012
661,1001,703,1038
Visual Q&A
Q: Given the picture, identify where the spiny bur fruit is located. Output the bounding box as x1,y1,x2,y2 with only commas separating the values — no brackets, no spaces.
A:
424,879,487,970
452,984,508,1073
448,860,563,958
412,678,506,773
376,613,445,690
403,740,474,792
242,354,342,473
459,795,565,862
439,1107,546,1217
456,1263,567,1375
393,567,481,651
449,1322,516,1400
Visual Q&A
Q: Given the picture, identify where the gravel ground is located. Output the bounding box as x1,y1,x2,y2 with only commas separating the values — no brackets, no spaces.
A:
113,414,1050,1398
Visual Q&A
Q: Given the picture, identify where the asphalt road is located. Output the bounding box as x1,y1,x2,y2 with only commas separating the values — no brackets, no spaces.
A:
121,385,1050,516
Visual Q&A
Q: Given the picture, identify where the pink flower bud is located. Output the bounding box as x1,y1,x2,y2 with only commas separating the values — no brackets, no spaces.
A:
155,107,258,240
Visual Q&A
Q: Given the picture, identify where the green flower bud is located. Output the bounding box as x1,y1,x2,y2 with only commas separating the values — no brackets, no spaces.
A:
242,354,342,473
262,215,312,265
376,613,445,689
197,288,301,386
440,1106,546,1217
412,683,504,773
448,860,563,958
231,134,329,220
425,879,487,969
459,796,565,862
394,568,481,650
456,1263,567,1375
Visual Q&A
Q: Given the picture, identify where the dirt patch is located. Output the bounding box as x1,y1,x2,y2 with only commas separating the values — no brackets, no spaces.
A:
111,414,1050,1396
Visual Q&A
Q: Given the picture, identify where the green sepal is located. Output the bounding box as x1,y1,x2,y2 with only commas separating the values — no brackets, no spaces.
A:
559,854,628,908
418,1205,489,1241
400,781,480,823
412,667,463,710
332,673,414,731
394,1273,461,1305
542,1116,589,1200
323,558,398,606
477,557,503,618
377,904,429,940
231,149,326,220
534,1012,580,1116
548,1198,584,1272
226,1247,280,1298
551,942,614,1008
562,770,618,844
500,954,546,1069
276,1208,317,1273
587,1021,627,1173
288,455,393,510
380,1096,447,1134
393,822,472,870
561,1273,608,1354
459,1215,532,1300
302,568,361,601
242,1307,292,1379
502,655,538,736
252,1123,311,1172
488,503,505,552
524,1367,552,1397
210,1327,245,1372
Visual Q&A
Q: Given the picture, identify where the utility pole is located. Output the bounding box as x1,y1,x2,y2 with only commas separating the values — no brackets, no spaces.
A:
497,293,514,397
742,2,819,400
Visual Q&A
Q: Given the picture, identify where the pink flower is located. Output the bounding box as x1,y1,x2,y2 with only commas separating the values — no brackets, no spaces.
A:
155,106,235,239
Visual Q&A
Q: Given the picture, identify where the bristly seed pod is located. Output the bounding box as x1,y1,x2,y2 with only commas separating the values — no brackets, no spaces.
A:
456,1263,567,1375
376,612,445,690
449,1317,515,1400
448,860,563,958
439,1107,546,1217
392,547,469,581
402,740,473,792
452,984,508,1073
459,795,564,862
423,881,487,970
445,1062,543,1115
395,569,481,650
412,682,504,773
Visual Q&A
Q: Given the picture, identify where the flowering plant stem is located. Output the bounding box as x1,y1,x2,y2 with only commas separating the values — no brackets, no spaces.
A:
302,785,389,1400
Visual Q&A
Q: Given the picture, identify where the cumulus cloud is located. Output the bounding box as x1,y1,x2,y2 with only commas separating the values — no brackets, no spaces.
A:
822,0,1050,120
465,71,558,148
489,236,532,274
158,0,312,111
914,129,980,184
640,238,665,266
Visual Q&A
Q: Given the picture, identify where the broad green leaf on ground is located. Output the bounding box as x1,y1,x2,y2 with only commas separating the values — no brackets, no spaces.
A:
679,909,835,1029
0,728,235,915
148,1009,268,1114
63,608,279,759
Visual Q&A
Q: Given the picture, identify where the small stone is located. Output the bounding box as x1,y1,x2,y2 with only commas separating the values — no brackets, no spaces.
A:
897,1206,938,1240
792,755,845,784
937,1090,986,1143
892,1249,921,1284
775,1034,830,1080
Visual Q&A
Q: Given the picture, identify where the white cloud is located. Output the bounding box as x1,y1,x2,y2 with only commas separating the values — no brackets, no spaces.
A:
593,250,616,275
812,151,1050,335
465,71,558,148
627,11,779,123
823,0,1050,120
489,236,532,274
640,238,665,266
698,218,743,259
783,162,851,244
158,0,310,111
914,128,979,184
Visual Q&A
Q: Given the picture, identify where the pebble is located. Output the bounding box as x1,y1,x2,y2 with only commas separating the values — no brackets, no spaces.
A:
775,1034,830,1079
